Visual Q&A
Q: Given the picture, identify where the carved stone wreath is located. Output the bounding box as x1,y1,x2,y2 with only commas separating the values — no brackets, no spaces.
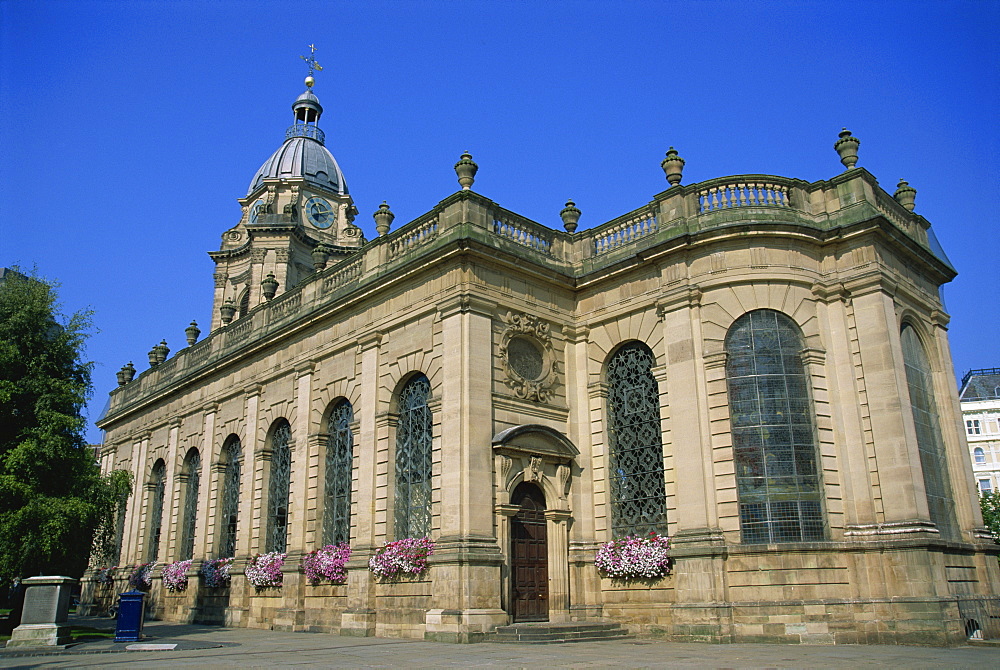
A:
499,311,557,402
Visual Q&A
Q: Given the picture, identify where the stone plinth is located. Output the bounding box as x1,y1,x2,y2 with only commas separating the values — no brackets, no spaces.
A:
6,576,76,648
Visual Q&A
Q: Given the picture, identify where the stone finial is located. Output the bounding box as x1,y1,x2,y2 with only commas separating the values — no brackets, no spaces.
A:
156,340,170,364
220,298,237,325
560,200,581,233
454,151,479,190
661,147,685,186
834,128,860,170
185,320,201,346
124,361,136,382
311,244,330,271
148,344,160,367
116,367,127,386
894,179,917,211
261,272,279,301
373,201,395,236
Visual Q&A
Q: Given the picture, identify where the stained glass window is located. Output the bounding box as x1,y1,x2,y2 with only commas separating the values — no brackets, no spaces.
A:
900,324,957,540
324,400,354,546
219,437,242,558
394,375,432,539
725,309,824,543
266,420,292,553
179,449,201,560
606,342,668,537
147,460,166,562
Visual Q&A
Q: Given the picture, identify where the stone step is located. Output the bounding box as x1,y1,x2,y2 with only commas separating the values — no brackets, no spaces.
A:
487,621,630,644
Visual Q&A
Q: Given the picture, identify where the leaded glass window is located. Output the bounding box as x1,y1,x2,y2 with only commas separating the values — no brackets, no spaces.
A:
606,342,668,538
725,309,824,543
266,420,293,553
147,460,166,562
900,324,957,540
219,438,242,558
394,375,432,539
179,449,201,560
324,401,354,546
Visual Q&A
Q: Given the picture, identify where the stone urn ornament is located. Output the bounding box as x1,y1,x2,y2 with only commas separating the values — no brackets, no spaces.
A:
148,344,160,367
155,340,170,364
834,128,860,170
123,361,136,382
220,298,237,325
185,320,201,346
311,245,330,271
373,201,395,236
261,272,279,301
560,200,581,233
454,151,478,190
661,147,685,186
116,367,127,386
894,179,916,211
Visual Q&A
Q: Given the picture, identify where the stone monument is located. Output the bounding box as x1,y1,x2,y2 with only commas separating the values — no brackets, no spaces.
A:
5,576,76,648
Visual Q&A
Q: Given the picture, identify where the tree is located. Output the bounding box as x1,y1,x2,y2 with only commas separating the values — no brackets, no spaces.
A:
981,490,1000,551
0,268,131,582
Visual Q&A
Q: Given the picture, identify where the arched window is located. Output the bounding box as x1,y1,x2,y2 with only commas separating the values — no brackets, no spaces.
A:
324,400,354,546
218,437,242,558
178,449,201,560
394,374,432,539
266,420,293,553
146,460,167,562
725,309,824,543
974,447,986,464
238,287,251,318
606,342,667,537
900,324,957,539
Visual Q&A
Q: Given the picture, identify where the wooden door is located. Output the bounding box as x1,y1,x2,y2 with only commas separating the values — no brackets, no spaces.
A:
511,482,548,622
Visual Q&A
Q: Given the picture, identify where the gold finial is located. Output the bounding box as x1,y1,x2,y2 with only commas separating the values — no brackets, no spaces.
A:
300,44,324,88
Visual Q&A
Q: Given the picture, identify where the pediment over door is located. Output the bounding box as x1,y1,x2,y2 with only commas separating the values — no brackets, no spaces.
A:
492,424,578,463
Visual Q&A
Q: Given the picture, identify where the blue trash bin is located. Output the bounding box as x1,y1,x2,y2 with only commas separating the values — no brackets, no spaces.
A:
113,590,146,642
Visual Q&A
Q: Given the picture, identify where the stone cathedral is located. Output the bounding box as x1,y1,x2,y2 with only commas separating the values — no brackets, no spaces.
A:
86,67,1000,644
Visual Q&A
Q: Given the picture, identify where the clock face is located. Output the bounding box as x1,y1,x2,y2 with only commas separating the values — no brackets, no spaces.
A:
249,199,264,224
306,197,334,229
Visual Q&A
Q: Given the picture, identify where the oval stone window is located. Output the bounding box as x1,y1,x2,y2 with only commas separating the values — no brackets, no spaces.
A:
508,336,544,380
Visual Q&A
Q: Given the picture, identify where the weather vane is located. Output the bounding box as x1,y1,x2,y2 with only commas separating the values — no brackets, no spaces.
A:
300,44,323,88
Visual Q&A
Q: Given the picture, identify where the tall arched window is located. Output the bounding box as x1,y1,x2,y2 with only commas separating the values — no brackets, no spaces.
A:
900,324,957,539
218,437,242,558
394,374,432,539
975,447,986,465
238,287,251,318
179,449,201,560
324,400,354,546
266,420,293,553
606,342,667,538
726,309,824,543
146,460,167,562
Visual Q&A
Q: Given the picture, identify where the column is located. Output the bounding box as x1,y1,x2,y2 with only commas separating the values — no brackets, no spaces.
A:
545,509,572,622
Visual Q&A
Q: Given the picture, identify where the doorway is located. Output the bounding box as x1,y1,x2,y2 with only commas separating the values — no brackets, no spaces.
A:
511,482,548,622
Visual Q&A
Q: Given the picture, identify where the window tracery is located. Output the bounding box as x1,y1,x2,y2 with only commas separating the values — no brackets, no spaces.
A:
147,460,166,562
219,438,242,558
394,375,432,539
324,400,354,546
267,420,293,553
179,449,201,560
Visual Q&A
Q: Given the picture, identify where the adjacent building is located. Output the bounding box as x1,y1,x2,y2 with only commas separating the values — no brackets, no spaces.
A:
960,368,1000,496
84,74,1000,645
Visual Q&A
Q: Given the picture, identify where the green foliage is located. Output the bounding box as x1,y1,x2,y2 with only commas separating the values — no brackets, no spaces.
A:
980,490,1000,546
0,268,131,581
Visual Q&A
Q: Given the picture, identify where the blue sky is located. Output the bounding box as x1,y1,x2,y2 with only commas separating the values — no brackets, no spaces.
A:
1,1,998,444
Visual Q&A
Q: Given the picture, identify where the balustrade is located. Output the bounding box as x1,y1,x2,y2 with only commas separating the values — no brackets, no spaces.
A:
321,259,363,295
697,181,790,212
593,210,658,255
387,216,439,262
493,214,552,255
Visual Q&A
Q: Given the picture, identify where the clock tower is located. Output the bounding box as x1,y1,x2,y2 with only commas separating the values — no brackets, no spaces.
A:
209,53,363,330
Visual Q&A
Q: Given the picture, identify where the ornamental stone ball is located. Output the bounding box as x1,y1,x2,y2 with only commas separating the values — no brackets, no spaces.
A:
373,201,395,236
454,151,478,190
834,128,860,170
894,179,917,211
261,272,279,301
185,320,201,346
661,147,685,186
560,200,581,233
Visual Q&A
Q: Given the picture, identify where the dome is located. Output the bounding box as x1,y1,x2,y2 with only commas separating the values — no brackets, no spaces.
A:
246,86,347,196
247,135,348,196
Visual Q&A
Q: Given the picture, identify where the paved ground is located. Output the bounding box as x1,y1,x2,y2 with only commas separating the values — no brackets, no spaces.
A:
0,617,997,668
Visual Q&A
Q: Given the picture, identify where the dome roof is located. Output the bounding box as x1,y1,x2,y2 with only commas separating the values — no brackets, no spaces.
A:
247,135,348,196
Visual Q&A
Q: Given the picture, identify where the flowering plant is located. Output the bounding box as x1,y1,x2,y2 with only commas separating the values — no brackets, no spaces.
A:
245,551,286,588
595,532,672,580
94,566,117,585
161,559,193,592
127,562,156,589
200,557,234,588
302,543,352,584
369,537,434,579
